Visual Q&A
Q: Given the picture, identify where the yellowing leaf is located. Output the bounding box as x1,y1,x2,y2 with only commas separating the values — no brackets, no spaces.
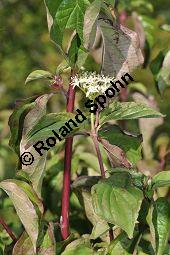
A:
12,232,35,255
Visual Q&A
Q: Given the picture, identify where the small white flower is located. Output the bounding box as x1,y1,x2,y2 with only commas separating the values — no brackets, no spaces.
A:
71,72,113,99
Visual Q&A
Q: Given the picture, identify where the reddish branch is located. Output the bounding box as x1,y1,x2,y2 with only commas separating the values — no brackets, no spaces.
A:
61,70,76,240
92,134,105,178
0,217,17,242
92,113,114,241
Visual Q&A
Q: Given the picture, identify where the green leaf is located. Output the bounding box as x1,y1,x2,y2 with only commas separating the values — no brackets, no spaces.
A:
151,50,170,94
72,176,110,239
128,82,148,95
27,112,80,142
68,33,81,67
56,234,77,255
108,168,147,190
92,176,143,238
108,232,132,255
0,180,39,252
138,15,156,48
152,198,170,255
83,0,102,49
161,24,170,32
157,67,170,95
76,47,89,69
62,246,94,255
8,96,37,155
100,101,164,125
44,0,90,47
38,223,56,255
151,171,170,189
99,125,142,165
12,231,35,255
61,236,94,255
19,94,53,196
150,51,165,76
25,70,53,84
98,18,144,78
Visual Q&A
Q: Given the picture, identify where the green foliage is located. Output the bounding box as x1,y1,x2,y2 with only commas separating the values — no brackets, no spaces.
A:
91,175,143,238
108,232,132,255
151,171,170,189
148,198,170,255
25,70,53,84
44,0,91,48
151,50,170,94
100,101,163,125
99,125,142,165
27,112,78,142
72,176,109,240
0,0,170,254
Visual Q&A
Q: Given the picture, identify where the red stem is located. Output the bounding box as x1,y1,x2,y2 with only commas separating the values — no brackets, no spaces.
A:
61,70,76,240
0,217,17,242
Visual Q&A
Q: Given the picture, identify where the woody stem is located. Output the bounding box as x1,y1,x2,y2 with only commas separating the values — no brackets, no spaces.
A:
61,70,76,240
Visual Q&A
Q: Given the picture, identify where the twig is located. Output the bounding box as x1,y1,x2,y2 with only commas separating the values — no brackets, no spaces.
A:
91,112,114,241
0,217,17,242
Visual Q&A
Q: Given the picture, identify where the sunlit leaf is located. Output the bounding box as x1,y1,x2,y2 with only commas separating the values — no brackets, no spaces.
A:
44,0,91,47
61,236,93,255
161,24,170,32
25,70,53,84
151,171,170,189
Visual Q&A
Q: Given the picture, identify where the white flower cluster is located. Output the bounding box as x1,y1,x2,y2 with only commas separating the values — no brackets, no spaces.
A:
71,72,113,99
